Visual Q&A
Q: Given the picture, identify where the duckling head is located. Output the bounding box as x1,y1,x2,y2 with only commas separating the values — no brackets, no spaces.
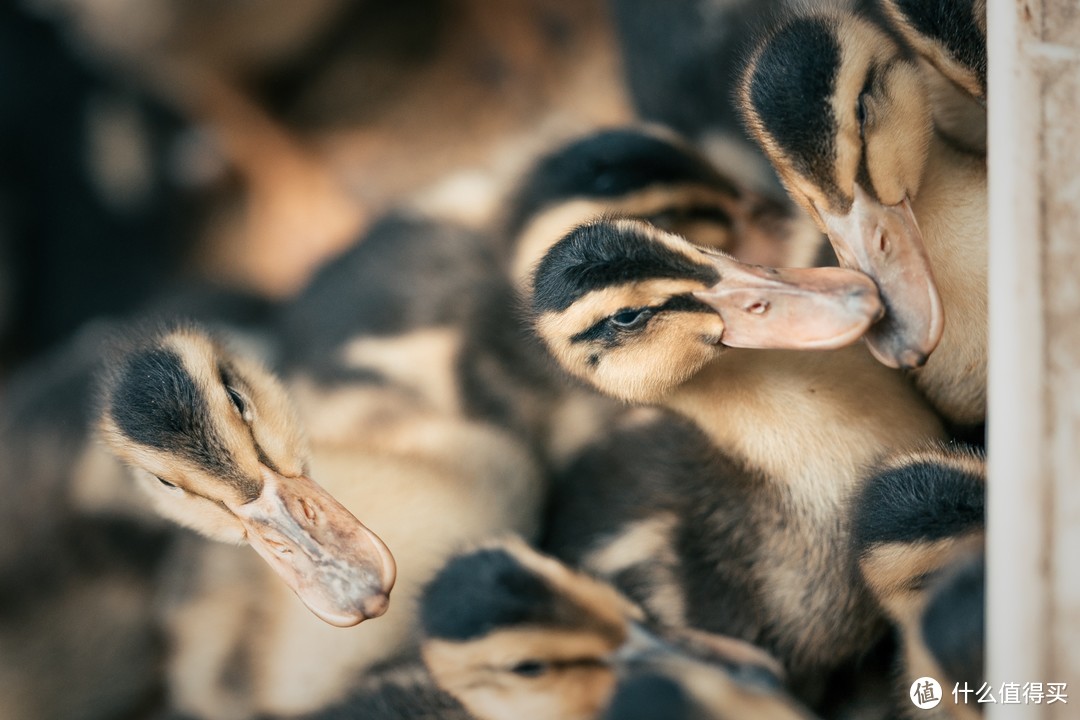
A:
506,127,819,290
530,218,882,403
98,327,396,627
420,539,793,720
739,12,943,370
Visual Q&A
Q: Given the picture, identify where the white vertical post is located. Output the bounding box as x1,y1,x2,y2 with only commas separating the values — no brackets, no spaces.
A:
988,0,1080,717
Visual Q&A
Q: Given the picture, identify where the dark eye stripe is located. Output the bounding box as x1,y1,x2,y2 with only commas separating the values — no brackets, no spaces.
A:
569,295,714,346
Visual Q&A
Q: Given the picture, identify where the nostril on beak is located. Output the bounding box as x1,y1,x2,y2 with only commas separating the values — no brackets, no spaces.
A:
746,300,770,315
298,498,318,524
878,231,890,254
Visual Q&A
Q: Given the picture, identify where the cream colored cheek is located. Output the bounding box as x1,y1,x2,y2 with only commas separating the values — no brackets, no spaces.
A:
136,475,246,544
865,118,924,204
871,80,931,203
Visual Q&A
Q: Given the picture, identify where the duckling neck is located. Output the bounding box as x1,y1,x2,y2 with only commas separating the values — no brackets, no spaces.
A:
663,346,944,491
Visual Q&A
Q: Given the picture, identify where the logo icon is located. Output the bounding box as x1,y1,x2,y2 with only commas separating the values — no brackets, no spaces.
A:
911,677,943,709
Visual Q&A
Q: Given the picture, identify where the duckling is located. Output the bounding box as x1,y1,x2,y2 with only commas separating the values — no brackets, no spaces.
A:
98,209,546,717
914,549,984,720
419,538,814,720
489,127,832,469
738,10,987,427
530,218,945,689
607,0,882,197
851,444,984,718
252,541,813,720
98,326,397,628
877,0,986,102
504,127,825,292
100,320,543,718
875,0,987,155
607,0,788,195
0,284,279,720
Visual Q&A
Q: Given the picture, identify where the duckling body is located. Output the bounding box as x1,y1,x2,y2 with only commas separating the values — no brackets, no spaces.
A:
738,11,987,427
607,0,876,197
530,219,944,692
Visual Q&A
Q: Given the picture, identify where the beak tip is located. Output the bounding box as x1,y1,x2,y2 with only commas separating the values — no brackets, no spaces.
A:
898,349,929,369
361,592,391,620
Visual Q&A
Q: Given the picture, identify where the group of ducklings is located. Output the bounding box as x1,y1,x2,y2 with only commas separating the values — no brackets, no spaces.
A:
2,1,989,719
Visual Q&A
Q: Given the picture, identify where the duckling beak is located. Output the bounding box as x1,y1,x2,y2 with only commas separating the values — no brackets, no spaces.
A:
816,184,944,369
231,467,397,627
692,254,883,350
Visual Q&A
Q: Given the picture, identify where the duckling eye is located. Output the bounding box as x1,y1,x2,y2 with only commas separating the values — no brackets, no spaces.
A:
155,476,182,494
856,92,870,135
510,660,550,678
225,386,251,422
609,308,653,331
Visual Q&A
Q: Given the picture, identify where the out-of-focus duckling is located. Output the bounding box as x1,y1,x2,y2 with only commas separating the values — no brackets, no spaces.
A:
738,10,987,427
504,127,824,292
276,213,502,387
607,0,876,196
419,538,814,720
913,549,984,720
852,444,984,718
852,445,984,633
0,284,277,720
530,219,944,688
876,0,987,154
99,327,397,627
877,0,986,102
607,0,789,194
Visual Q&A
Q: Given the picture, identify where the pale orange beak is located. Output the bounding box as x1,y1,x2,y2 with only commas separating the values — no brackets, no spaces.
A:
817,184,944,369
230,467,397,627
692,252,883,351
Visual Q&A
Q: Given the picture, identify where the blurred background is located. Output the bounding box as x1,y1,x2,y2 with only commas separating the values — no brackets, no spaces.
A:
0,0,634,374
